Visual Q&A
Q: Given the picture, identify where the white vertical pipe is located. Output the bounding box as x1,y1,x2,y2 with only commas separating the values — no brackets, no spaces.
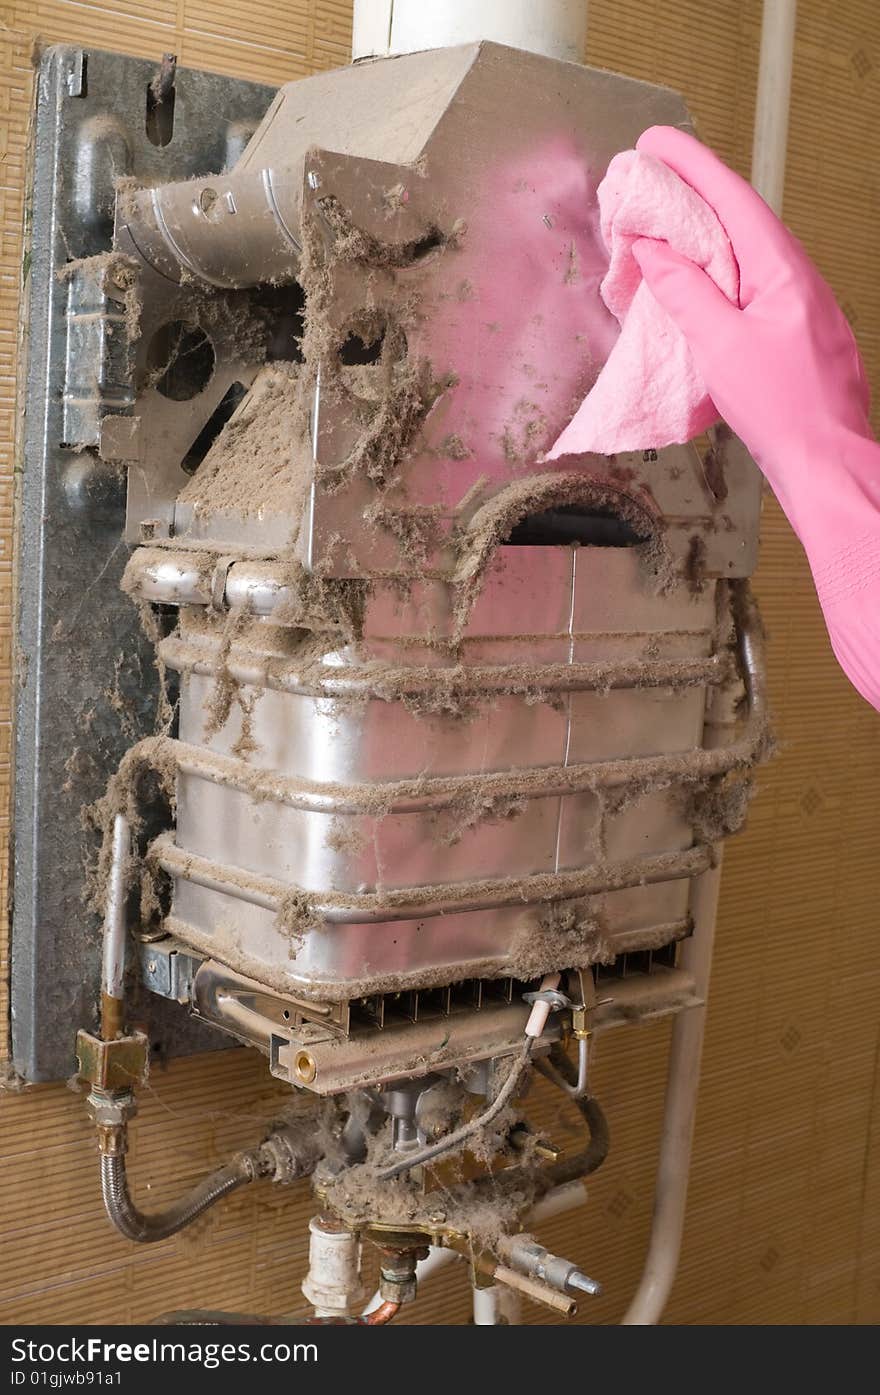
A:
751,0,797,213
352,0,588,63
352,0,393,61
620,861,722,1325
472,1284,502,1325
622,9,795,1325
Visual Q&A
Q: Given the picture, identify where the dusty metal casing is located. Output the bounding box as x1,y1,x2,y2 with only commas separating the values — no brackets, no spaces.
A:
116,42,760,578
151,550,736,998
112,43,764,1077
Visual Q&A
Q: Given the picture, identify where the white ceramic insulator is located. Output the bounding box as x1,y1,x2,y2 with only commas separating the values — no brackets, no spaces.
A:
526,972,562,1038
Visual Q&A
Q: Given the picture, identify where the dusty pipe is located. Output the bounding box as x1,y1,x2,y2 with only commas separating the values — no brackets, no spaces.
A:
117,170,301,289
751,0,797,213
101,813,129,1041
126,550,295,617
155,835,713,924
352,0,588,62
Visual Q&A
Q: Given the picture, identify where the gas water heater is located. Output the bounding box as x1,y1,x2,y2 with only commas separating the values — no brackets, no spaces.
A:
13,35,766,1324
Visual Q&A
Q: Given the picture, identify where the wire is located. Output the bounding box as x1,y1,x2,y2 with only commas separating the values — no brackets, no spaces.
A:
376,1037,534,1181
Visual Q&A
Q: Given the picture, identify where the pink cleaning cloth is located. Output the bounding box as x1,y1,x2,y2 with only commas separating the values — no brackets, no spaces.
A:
547,149,740,459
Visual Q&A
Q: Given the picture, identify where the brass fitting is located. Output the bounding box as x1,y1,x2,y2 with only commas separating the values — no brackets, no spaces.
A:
377,1247,423,1306
86,1087,138,1156
75,1028,148,1093
570,969,595,1041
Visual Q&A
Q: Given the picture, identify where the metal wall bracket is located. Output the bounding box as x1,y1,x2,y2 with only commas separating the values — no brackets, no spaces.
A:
12,46,276,1080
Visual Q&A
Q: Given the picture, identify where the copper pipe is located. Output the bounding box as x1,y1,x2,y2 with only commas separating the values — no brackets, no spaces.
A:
100,992,124,1044
363,1301,400,1326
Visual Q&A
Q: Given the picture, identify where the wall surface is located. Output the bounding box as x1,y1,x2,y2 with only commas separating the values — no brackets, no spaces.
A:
1,0,878,1325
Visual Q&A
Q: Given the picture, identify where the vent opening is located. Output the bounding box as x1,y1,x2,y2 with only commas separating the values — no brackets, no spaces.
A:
505,505,648,547
147,322,215,400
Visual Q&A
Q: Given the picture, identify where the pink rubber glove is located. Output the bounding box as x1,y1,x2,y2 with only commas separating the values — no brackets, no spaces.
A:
633,126,880,713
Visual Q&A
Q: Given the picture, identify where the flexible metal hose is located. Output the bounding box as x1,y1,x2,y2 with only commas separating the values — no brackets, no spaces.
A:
547,1095,610,1185
540,1045,610,1187
100,1148,268,1244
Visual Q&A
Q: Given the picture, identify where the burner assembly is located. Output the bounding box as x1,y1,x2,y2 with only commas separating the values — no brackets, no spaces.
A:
15,31,766,1325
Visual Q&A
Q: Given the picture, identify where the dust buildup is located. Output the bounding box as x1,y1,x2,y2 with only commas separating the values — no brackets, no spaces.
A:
434,791,528,848
294,191,457,495
530,898,607,970
269,567,367,637
499,399,549,467
325,820,368,856
440,433,471,461
175,269,273,367
200,607,253,743
320,1072,536,1249
686,770,759,842
316,195,460,269
134,601,176,732
178,363,310,530
684,533,708,594
362,500,442,569
83,737,177,917
276,888,321,954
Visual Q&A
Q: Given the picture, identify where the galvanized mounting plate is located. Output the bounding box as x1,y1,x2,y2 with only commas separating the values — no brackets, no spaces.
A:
12,46,277,1081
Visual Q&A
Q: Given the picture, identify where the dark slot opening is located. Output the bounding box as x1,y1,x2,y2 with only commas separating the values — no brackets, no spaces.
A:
505,505,647,547
146,81,175,147
180,381,247,474
74,54,88,99
408,228,446,261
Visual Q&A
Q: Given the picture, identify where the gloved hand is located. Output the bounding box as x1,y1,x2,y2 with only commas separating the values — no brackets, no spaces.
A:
633,125,880,712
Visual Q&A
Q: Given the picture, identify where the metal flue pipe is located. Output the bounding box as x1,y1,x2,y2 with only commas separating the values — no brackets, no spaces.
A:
352,0,588,63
